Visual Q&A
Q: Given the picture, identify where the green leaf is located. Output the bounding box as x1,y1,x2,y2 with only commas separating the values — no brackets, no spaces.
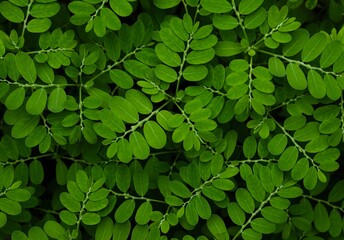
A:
5,188,31,202
328,179,344,202
227,202,246,226
169,180,191,198
26,88,47,115
117,138,132,163
95,217,114,240
155,43,181,67
115,164,131,192
282,28,309,57
278,146,298,171
101,8,121,31
242,229,262,240
201,0,232,13
109,69,134,90
135,201,152,224
27,18,51,33
110,96,139,124
239,0,264,15
202,185,225,201
195,195,211,220
12,231,29,240
99,109,125,133
68,1,95,15
305,135,329,153
0,82,10,99
12,115,40,139
115,199,135,223
269,197,290,209
320,40,342,68
215,41,243,57
76,170,89,193
314,202,330,232
286,63,307,90
236,188,255,213
153,0,181,9
109,0,132,17
186,49,215,65
301,32,328,62
143,121,167,149
59,192,81,212
44,221,67,239
131,225,149,240
186,199,198,226
244,8,267,29
82,212,101,225
206,214,229,240
9,0,28,7
170,16,189,41
291,158,309,181
5,87,25,110
329,209,342,237
113,222,131,240
125,89,153,115
165,195,184,206
159,27,185,52
0,1,24,23
268,133,288,155
278,186,303,198
250,218,276,234
261,206,288,224
0,212,7,228
271,32,292,43
183,65,208,81
0,197,21,215
268,57,285,77
36,63,54,83
30,2,60,18
16,51,36,83
29,159,44,184
154,64,177,83
28,226,48,240
303,166,318,190
307,69,326,99
129,132,150,160
213,14,238,30
324,74,341,100
243,136,257,159
246,174,265,202
59,210,77,226
133,169,149,196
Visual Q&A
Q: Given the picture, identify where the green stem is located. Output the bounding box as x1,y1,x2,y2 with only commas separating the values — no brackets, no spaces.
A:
113,101,171,143
174,102,216,154
87,45,147,83
21,0,34,38
340,94,344,141
0,154,54,166
231,0,249,42
226,158,278,166
303,195,344,213
109,190,166,204
87,0,108,24
233,185,283,240
0,79,79,88
270,114,320,171
176,33,193,95
26,47,75,55
75,186,92,237
258,49,343,77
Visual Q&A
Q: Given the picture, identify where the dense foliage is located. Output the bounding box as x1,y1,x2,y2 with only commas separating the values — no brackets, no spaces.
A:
0,0,344,239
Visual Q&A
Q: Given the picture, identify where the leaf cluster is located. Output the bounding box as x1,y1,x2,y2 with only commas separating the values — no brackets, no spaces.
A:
0,0,344,239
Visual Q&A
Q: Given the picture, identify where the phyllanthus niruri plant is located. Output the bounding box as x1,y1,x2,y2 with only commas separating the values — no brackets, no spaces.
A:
0,0,344,239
